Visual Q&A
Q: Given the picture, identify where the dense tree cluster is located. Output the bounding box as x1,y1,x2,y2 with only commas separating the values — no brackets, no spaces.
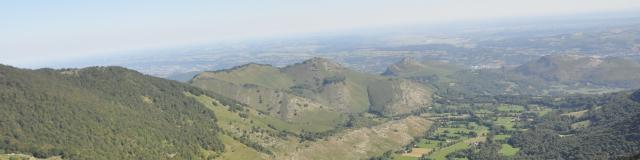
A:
0,65,225,159
468,91,640,159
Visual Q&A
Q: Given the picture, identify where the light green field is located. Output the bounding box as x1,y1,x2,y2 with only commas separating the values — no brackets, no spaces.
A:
527,105,552,116
473,109,493,114
436,127,473,139
494,117,516,131
428,141,470,160
536,108,553,116
426,124,489,160
494,134,512,141
394,155,420,160
562,109,589,118
496,104,525,112
417,139,446,148
499,144,520,156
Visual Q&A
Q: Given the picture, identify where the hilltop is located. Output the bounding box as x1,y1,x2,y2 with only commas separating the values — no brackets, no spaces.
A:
191,57,434,120
382,57,462,79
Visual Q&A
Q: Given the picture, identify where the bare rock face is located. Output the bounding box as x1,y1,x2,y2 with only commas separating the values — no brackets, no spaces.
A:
387,80,433,114
284,116,433,160
368,79,433,116
320,79,352,111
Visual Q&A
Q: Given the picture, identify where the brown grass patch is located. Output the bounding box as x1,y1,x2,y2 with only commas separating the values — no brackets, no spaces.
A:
402,148,432,157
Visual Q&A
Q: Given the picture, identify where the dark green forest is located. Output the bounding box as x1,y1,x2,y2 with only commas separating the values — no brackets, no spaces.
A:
465,91,640,160
511,91,640,159
0,65,225,159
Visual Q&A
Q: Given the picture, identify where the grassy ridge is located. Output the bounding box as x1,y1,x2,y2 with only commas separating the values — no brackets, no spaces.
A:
191,58,433,119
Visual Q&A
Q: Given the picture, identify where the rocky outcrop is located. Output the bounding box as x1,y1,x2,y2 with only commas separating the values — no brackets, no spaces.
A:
284,116,433,160
368,79,433,116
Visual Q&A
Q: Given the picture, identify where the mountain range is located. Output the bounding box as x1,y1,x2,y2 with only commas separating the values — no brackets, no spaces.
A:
1,56,639,160
383,55,640,96
190,57,433,120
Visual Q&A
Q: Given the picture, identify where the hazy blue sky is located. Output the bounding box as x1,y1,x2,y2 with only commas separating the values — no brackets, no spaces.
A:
2,0,640,67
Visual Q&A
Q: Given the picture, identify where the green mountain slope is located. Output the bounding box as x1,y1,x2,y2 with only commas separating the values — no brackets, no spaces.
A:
191,57,434,118
0,65,224,159
186,90,433,160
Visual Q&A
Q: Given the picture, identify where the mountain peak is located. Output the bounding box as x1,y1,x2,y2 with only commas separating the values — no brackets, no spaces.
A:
382,57,426,76
295,57,343,71
211,62,276,74
236,62,275,70
303,57,336,64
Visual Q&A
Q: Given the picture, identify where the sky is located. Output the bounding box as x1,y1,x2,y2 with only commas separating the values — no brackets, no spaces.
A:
1,0,640,67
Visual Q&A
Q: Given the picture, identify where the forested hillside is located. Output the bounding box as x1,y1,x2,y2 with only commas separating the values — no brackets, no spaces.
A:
0,65,225,159
507,91,640,159
456,90,640,160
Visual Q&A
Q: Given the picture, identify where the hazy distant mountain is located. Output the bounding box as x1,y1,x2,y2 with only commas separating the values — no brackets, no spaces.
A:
0,65,224,159
382,55,640,96
382,58,459,77
514,55,640,87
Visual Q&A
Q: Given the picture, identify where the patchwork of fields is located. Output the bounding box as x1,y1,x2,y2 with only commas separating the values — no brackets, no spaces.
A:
390,103,556,160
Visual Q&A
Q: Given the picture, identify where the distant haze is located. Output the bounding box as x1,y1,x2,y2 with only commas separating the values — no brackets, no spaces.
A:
2,0,640,67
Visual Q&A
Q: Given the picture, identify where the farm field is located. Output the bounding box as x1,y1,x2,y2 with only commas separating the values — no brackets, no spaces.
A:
388,103,549,159
562,109,589,118
396,120,489,160
496,104,525,112
499,144,520,156
494,134,511,141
